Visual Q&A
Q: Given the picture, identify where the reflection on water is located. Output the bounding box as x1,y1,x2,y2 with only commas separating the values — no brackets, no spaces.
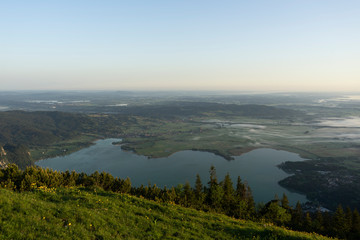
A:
36,138,308,204
317,117,360,128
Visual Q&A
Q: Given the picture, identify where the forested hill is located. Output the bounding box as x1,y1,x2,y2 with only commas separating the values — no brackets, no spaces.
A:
0,144,32,170
0,111,92,169
0,111,90,146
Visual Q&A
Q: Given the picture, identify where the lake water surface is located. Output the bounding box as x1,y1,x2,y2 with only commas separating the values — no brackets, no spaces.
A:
36,138,308,204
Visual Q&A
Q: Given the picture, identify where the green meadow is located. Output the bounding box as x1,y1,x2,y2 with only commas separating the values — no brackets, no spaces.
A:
0,187,331,240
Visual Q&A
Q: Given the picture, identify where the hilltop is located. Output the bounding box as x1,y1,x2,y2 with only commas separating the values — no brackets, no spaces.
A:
0,187,330,240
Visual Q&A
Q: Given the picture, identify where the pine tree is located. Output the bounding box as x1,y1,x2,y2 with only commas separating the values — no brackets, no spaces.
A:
333,205,347,238
120,177,131,193
221,173,234,215
274,194,279,202
290,201,303,230
195,174,203,196
304,212,312,232
281,193,290,210
345,207,353,234
235,176,246,200
245,185,255,219
322,211,333,235
208,165,218,186
168,187,178,203
312,210,324,233
232,176,244,219
194,174,204,208
206,165,223,211
260,200,291,226
181,181,194,207
351,209,360,239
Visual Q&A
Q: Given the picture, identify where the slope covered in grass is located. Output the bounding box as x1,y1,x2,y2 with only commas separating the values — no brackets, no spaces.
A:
0,187,331,240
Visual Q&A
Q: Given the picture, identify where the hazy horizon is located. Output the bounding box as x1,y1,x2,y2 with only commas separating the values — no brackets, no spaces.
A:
1,1,359,92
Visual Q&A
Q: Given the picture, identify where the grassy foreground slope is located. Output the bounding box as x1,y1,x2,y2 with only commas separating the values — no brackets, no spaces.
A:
0,188,330,240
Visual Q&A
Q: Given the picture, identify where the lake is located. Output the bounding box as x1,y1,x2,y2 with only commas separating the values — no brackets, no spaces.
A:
36,138,308,204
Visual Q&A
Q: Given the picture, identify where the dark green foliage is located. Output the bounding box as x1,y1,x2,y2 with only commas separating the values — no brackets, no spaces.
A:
0,111,136,168
281,193,290,210
232,176,255,220
279,160,360,211
346,207,353,233
332,205,346,238
194,174,205,208
312,210,324,234
259,200,291,226
180,181,194,207
2,144,33,169
321,212,333,237
290,201,303,230
208,165,218,186
0,111,90,146
303,212,313,232
352,209,360,239
235,176,246,199
221,173,235,215
112,102,302,119
206,165,222,210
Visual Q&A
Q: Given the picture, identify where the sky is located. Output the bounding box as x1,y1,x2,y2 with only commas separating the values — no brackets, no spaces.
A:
1,1,359,92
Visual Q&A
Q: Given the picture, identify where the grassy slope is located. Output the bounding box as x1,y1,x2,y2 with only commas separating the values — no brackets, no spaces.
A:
0,188,331,240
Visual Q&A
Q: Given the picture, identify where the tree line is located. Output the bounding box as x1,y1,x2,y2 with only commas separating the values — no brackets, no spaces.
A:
0,164,359,239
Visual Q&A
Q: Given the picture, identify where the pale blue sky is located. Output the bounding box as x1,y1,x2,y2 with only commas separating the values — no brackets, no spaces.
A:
1,1,359,91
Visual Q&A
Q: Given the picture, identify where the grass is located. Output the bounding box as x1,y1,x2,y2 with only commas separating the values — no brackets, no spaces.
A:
0,187,332,240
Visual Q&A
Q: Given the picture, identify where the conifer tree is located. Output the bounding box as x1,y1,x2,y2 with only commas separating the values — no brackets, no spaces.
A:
208,165,218,186
195,174,203,196
206,165,223,211
233,176,247,219
304,212,313,232
321,211,333,235
260,200,291,226
194,174,204,208
313,210,324,233
181,181,194,207
245,185,256,219
290,201,303,230
120,177,131,193
345,206,353,234
351,209,360,239
333,205,347,238
281,193,290,210
221,173,234,215
169,187,178,203
274,194,279,202
235,176,246,200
